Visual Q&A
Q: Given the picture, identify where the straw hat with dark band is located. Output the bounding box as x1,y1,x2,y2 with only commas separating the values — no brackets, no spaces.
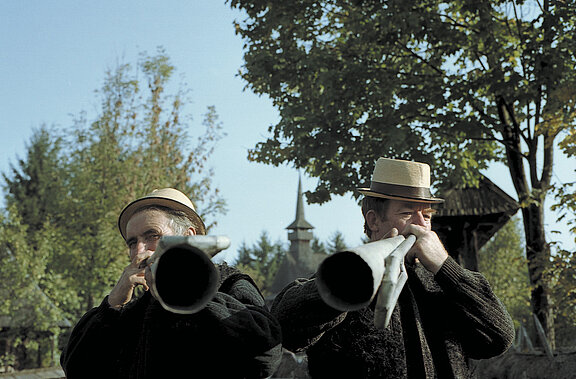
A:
357,158,444,203
118,188,206,240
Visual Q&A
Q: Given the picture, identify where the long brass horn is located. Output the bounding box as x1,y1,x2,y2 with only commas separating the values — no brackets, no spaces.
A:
148,235,230,314
316,235,415,328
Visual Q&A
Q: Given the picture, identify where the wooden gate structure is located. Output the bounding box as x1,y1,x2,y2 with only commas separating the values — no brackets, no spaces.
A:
432,176,520,271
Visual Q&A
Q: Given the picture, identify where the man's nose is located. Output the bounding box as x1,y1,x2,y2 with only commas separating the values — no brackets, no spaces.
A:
411,211,427,226
132,241,150,259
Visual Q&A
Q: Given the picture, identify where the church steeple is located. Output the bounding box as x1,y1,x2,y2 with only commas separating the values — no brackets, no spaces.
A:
286,174,314,230
267,174,322,303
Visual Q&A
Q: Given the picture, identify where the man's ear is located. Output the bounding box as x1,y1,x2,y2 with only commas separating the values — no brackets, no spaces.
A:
186,227,197,236
365,210,380,233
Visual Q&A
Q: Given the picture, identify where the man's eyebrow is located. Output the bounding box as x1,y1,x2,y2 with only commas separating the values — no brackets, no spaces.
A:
125,228,161,246
395,206,436,214
142,228,161,236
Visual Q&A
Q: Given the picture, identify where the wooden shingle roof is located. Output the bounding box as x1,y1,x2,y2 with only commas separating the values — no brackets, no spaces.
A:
435,176,519,217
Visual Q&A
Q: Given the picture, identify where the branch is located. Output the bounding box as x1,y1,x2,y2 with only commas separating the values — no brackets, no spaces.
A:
394,41,445,76
526,100,534,141
501,97,531,147
497,96,530,197
473,51,489,71
535,86,542,126
434,127,504,144
528,136,540,188
511,1,529,80
539,126,558,189
408,107,505,146
434,11,481,34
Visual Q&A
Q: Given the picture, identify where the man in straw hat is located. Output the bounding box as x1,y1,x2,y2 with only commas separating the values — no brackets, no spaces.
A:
271,158,515,378
61,188,282,378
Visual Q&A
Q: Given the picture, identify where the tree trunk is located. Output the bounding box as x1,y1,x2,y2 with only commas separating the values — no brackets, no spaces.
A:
521,203,555,350
498,95,555,349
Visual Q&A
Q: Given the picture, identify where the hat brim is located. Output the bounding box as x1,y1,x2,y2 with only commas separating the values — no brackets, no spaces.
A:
118,196,206,240
357,188,444,204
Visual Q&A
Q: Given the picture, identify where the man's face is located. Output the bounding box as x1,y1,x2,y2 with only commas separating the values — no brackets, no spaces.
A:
125,209,175,262
370,200,434,241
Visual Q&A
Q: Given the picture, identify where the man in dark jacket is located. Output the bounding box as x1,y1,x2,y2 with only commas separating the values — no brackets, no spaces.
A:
61,188,282,378
271,158,515,378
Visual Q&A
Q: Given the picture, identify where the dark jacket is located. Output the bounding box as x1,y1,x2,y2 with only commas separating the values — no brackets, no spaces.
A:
61,263,282,378
271,257,515,378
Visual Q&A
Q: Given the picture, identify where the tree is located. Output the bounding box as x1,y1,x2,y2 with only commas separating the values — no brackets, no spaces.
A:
3,125,65,233
1,49,226,369
0,207,74,370
477,216,531,330
326,231,348,254
2,48,226,320
235,231,286,295
310,237,328,255
547,248,576,346
309,232,348,256
230,0,576,346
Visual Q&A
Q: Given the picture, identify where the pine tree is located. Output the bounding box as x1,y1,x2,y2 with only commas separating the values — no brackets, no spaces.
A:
310,237,327,255
234,231,286,296
3,125,65,233
326,231,348,254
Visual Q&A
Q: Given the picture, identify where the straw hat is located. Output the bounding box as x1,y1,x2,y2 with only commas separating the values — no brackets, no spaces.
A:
357,158,444,203
118,188,206,239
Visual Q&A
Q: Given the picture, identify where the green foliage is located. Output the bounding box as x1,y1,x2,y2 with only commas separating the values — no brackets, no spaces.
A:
45,48,226,312
552,180,576,243
235,231,286,296
310,237,328,255
0,207,73,369
53,48,224,311
326,231,348,253
312,231,349,255
547,248,576,346
0,207,72,333
2,126,65,233
231,0,575,199
1,48,227,369
477,217,531,329
230,0,576,344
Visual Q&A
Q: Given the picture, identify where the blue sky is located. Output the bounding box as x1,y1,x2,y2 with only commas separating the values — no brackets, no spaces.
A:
1,0,574,263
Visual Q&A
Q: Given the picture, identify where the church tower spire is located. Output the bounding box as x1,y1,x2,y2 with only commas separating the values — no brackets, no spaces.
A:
286,173,313,262
286,174,314,231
